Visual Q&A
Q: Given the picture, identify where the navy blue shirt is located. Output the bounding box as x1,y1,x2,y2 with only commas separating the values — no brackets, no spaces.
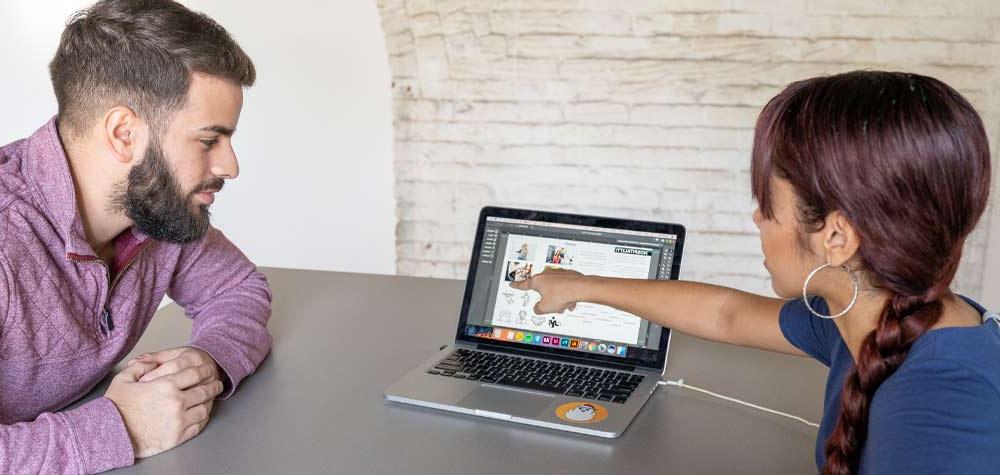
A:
779,295,1000,473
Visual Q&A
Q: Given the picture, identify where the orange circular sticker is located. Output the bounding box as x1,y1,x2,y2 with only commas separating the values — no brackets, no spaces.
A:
555,401,609,424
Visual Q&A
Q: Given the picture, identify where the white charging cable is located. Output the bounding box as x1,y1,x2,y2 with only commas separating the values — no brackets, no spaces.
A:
658,378,820,428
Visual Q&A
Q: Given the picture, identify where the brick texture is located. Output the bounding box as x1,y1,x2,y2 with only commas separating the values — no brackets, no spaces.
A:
376,0,1000,299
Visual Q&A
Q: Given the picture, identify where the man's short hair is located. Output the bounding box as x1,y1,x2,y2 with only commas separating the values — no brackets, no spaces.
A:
49,0,256,140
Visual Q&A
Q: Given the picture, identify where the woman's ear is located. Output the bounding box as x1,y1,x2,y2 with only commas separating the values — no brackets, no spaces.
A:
823,210,861,267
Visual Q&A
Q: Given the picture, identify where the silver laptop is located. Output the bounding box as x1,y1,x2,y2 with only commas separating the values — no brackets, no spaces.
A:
385,206,686,438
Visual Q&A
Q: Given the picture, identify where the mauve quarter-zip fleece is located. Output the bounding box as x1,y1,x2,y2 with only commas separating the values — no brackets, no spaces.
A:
0,118,272,473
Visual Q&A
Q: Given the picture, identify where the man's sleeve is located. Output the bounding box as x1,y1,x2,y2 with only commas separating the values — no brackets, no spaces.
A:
0,398,135,474
167,227,273,398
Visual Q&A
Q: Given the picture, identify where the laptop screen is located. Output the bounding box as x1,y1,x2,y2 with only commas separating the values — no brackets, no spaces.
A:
456,207,684,370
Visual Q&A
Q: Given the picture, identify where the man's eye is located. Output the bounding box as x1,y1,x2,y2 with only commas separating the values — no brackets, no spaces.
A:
201,139,219,148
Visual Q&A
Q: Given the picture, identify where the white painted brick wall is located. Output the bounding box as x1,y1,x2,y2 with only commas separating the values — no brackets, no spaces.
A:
376,0,1000,299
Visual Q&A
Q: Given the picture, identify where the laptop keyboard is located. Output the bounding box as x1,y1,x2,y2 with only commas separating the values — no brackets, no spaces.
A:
426,349,643,404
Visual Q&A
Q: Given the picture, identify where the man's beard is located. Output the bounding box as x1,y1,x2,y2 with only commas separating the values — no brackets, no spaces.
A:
109,138,223,244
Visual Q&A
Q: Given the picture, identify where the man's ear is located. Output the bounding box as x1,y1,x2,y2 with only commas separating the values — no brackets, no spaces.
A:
102,107,146,164
822,210,861,267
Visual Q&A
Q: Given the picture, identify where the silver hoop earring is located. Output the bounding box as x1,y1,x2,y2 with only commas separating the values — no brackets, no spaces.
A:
803,263,859,319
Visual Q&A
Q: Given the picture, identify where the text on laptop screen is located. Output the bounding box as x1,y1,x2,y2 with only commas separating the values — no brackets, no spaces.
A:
462,216,678,359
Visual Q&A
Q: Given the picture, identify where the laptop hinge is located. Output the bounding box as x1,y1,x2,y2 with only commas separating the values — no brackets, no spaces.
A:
474,342,638,372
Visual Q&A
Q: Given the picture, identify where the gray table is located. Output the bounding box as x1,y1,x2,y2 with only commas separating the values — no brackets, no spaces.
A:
96,268,827,474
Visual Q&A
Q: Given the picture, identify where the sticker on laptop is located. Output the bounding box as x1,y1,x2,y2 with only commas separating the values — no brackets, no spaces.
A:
556,402,609,424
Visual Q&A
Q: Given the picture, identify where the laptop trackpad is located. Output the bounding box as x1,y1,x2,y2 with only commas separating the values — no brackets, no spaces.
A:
459,386,554,418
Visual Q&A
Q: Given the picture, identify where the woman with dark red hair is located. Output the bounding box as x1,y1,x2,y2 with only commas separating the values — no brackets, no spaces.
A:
512,70,999,474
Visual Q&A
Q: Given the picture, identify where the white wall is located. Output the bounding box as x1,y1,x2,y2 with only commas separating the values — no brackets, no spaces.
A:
377,0,999,302
0,0,397,275
983,171,1000,311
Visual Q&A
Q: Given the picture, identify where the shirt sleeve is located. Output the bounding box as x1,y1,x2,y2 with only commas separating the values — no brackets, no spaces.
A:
778,296,839,367
167,227,273,398
862,357,1000,474
0,397,135,474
